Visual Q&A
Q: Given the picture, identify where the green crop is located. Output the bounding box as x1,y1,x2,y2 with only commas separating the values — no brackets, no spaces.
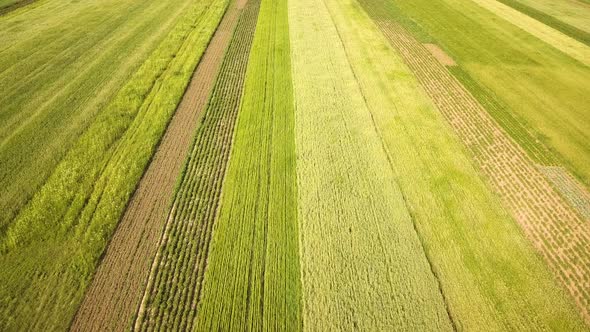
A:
0,0,227,329
194,0,302,328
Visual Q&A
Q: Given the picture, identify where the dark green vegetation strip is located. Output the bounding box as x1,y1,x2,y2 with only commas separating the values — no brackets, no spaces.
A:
496,0,590,46
193,0,301,328
133,0,261,330
0,0,226,329
0,0,36,16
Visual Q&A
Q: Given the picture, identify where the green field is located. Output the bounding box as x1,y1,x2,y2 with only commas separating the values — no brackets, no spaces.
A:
0,0,191,231
289,0,452,328
500,0,590,41
194,0,301,328
1,0,589,329
360,0,590,189
0,0,226,328
325,0,585,329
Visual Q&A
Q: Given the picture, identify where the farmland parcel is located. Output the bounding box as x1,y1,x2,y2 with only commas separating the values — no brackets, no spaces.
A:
0,0,588,329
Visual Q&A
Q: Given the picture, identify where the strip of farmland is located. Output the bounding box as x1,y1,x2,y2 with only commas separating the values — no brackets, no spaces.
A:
358,2,590,323
323,0,586,329
193,0,301,328
469,0,590,66
517,0,590,35
0,0,192,232
0,0,227,329
132,0,260,330
289,0,456,329
70,0,242,330
358,0,590,189
494,0,590,44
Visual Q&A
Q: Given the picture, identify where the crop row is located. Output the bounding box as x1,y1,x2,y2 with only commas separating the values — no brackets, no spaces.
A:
0,0,227,329
71,0,238,330
0,0,189,232
370,15,590,322
191,0,301,328
132,0,261,330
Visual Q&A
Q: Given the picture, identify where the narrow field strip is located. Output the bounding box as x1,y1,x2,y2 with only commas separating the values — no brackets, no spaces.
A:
132,0,260,330
366,15,590,323
193,0,301,328
469,0,590,66
289,0,455,329
325,0,586,329
0,0,227,329
70,0,240,330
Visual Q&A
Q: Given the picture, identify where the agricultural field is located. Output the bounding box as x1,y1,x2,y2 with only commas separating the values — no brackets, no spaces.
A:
0,0,589,330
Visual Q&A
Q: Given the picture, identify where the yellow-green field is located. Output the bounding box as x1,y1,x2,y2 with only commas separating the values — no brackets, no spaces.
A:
1,0,589,329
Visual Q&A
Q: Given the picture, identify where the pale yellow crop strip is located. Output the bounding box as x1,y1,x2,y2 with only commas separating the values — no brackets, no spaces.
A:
288,0,455,329
323,0,587,329
469,0,590,66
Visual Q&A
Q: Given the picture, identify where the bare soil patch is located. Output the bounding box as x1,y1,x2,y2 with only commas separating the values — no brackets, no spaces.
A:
423,43,456,66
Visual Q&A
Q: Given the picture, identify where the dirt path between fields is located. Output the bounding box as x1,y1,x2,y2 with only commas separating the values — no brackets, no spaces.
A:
69,2,242,331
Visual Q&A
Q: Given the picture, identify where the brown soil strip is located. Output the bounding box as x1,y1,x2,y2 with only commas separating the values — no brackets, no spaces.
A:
69,2,242,331
423,43,456,66
376,20,590,323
